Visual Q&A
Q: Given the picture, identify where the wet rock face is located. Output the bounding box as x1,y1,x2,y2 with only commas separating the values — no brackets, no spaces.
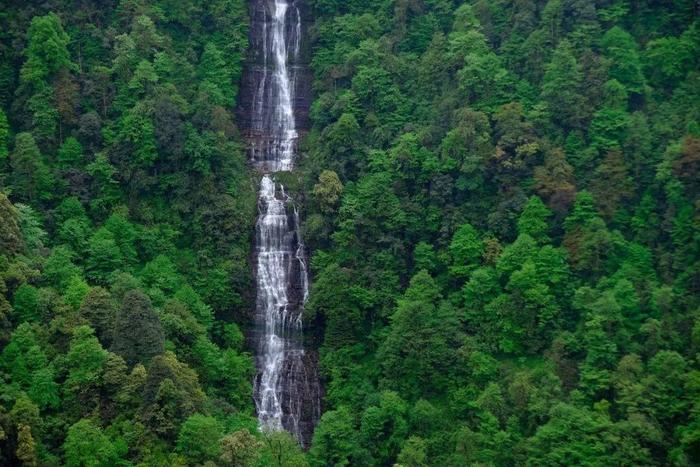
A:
277,349,321,445
239,0,320,449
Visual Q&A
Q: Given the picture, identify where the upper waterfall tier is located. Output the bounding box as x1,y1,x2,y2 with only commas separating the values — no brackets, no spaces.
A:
239,0,312,172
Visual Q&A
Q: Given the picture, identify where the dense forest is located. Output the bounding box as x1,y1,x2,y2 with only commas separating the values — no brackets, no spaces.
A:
0,0,699,466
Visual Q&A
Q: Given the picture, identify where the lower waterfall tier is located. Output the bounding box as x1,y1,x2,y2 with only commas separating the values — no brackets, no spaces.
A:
252,175,320,447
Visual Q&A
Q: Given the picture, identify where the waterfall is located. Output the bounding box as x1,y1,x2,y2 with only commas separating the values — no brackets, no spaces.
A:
250,0,299,172
243,0,320,447
254,175,303,431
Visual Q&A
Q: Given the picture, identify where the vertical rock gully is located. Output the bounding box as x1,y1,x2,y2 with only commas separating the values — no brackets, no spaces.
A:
239,0,320,448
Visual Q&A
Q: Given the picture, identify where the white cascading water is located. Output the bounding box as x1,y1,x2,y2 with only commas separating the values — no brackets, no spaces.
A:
254,175,306,431
248,0,318,444
250,0,301,172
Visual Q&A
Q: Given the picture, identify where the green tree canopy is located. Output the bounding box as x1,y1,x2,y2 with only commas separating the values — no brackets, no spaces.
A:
112,290,164,366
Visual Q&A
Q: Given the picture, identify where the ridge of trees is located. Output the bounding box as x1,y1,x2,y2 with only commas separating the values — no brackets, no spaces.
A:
298,0,700,465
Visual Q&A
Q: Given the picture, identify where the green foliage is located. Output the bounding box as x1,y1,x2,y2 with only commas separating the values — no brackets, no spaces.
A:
1,324,59,410
301,1,700,464
260,431,309,467
86,228,124,284
219,430,263,466
63,419,121,467
517,196,552,243
12,284,40,322
306,263,365,348
379,271,461,399
63,276,89,311
0,0,697,465
140,351,206,439
65,326,108,408
449,223,483,280
0,109,9,160
0,3,255,465
541,40,586,129
198,42,234,107
16,423,38,467
313,170,344,213
644,27,697,87
396,436,428,467
309,406,366,466
601,26,646,95
112,290,164,366
43,246,82,291
9,133,53,203
176,414,223,464
19,13,73,143
15,204,47,254
360,391,409,463
0,193,25,256
57,137,84,168
20,13,72,87
527,403,610,464
173,285,213,330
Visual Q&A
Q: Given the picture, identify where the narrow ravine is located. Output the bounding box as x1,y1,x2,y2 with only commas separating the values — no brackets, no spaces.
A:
240,0,320,447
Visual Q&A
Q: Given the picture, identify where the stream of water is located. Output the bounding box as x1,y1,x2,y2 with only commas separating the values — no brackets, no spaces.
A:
246,0,319,446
